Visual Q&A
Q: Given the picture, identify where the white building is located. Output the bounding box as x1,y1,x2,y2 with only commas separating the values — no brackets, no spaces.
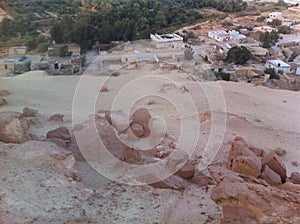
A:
253,26,277,33
208,30,246,42
269,12,284,20
296,67,300,76
208,30,232,42
265,60,291,74
228,30,247,40
150,33,183,49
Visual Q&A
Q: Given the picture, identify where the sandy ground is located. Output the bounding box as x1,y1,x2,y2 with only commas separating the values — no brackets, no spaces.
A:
1,66,299,172
0,64,299,223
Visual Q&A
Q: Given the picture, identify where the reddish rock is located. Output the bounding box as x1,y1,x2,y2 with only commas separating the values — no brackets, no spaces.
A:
100,86,108,92
175,160,197,179
150,175,184,191
169,141,178,149
249,146,265,157
130,123,144,138
131,108,151,138
228,137,262,178
259,165,282,186
0,90,10,96
290,172,300,184
210,164,300,224
45,138,68,149
122,147,143,165
47,127,71,142
0,111,30,144
49,113,64,122
22,107,38,117
0,98,7,107
279,182,300,193
274,148,287,156
262,151,286,182
81,115,144,165
191,170,213,187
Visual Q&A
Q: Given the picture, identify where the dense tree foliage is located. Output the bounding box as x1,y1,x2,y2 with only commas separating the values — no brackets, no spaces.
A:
259,30,280,48
49,0,248,50
1,0,248,50
225,46,253,65
0,17,37,41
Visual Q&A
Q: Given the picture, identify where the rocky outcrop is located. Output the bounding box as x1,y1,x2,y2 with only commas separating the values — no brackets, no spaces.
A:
228,137,262,178
0,98,7,107
22,107,38,117
49,113,64,122
0,111,30,143
47,126,71,143
0,90,10,96
209,137,300,224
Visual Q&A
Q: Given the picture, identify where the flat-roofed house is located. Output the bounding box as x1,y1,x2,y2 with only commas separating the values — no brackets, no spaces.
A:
150,33,184,49
269,12,284,20
208,30,232,42
265,59,291,74
208,30,246,42
0,59,14,70
9,46,27,55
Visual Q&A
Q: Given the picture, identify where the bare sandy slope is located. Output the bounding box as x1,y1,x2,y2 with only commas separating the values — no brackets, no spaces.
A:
0,70,299,176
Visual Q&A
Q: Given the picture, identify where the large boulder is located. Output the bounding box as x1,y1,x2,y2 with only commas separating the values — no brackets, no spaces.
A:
228,137,262,178
262,151,287,182
0,111,30,143
209,164,300,224
22,107,38,117
49,113,64,122
131,108,152,138
46,127,71,143
175,160,197,180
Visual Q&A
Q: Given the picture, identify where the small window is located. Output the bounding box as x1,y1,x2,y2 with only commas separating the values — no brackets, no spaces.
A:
4,64,8,69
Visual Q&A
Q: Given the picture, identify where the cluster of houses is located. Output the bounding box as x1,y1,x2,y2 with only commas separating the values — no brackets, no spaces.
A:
0,43,82,75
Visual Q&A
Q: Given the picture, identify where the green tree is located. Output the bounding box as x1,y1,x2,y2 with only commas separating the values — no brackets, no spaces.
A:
256,16,266,22
59,45,71,57
264,68,280,80
278,25,292,34
37,42,50,53
225,46,253,65
267,19,282,27
259,30,280,48
214,72,231,81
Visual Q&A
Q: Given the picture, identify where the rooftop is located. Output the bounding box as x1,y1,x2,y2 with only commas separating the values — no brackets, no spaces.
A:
267,60,291,68
150,33,183,42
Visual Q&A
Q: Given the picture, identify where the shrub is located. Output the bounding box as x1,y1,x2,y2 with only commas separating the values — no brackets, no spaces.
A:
264,68,280,79
225,46,253,65
37,42,49,53
214,72,231,81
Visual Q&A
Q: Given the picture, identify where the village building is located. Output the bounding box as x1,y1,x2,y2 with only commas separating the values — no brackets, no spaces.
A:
253,26,276,33
269,12,284,21
68,44,81,57
9,46,27,56
248,47,269,57
265,60,291,74
208,30,246,42
0,59,14,70
150,33,184,49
